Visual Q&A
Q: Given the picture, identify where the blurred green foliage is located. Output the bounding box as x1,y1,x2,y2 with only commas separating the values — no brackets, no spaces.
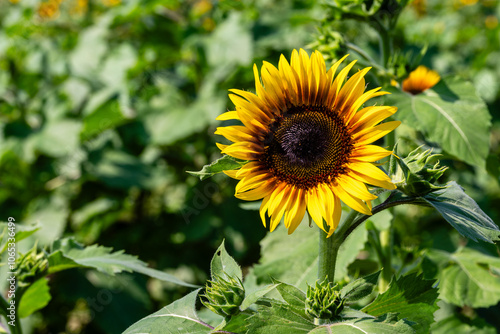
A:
0,0,499,333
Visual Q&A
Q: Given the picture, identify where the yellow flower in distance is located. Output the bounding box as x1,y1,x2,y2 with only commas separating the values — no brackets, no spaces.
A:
402,65,440,95
215,49,400,236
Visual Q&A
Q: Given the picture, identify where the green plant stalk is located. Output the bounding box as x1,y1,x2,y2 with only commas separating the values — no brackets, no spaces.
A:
378,229,392,292
0,294,22,334
318,209,359,284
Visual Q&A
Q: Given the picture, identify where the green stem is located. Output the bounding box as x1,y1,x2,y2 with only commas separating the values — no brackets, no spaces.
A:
378,228,392,292
0,294,22,334
318,210,359,284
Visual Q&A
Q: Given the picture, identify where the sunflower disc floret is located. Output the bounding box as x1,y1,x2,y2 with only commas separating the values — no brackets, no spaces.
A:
215,49,400,236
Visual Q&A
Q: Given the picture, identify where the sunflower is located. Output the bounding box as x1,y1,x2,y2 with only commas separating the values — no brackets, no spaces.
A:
402,65,440,95
215,49,399,236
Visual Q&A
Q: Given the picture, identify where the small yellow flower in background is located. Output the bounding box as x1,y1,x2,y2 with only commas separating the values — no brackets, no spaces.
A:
460,0,478,5
38,0,61,19
411,0,426,17
402,65,440,95
216,49,399,236
102,0,121,7
485,15,498,30
71,0,88,15
8,0,21,4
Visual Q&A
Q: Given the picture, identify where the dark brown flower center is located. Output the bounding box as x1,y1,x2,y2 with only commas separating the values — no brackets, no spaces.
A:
262,105,353,189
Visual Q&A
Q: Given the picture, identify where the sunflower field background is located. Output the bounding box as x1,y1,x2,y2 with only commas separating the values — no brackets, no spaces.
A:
1,0,500,333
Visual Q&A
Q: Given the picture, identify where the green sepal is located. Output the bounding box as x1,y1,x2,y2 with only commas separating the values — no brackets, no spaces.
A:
200,273,245,317
187,155,248,180
394,146,448,196
305,276,344,320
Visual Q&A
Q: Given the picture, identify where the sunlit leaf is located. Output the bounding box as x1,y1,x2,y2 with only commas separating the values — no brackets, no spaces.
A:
362,274,438,334
386,77,491,167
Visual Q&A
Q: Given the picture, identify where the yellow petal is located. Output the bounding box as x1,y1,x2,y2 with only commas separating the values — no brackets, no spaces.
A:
285,188,307,234
350,145,392,162
337,175,377,201
353,121,401,146
236,179,275,201
351,106,397,132
306,187,326,232
332,182,372,216
223,169,239,179
216,111,239,121
215,126,255,143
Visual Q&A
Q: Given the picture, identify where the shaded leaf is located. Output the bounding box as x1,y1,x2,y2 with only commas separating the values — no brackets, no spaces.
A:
18,278,51,318
426,248,500,308
240,284,278,310
423,182,500,243
430,314,496,334
340,270,381,302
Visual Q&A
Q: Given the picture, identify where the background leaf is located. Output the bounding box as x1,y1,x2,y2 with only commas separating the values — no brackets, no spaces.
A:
425,248,500,308
48,238,198,288
386,77,491,167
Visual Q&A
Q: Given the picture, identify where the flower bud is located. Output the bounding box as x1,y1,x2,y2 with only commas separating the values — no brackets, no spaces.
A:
305,277,344,320
394,147,448,196
16,245,48,286
201,273,245,317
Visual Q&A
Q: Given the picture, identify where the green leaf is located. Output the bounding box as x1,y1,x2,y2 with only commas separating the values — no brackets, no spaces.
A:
81,97,128,140
33,119,82,158
240,284,278,310
362,274,438,334
122,289,211,334
423,182,500,243
18,278,51,318
340,270,381,302
210,240,242,281
246,299,315,334
271,279,309,318
48,238,198,288
426,247,500,308
87,150,168,190
386,77,491,167
0,223,40,253
309,314,415,334
430,315,496,334
188,155,247,181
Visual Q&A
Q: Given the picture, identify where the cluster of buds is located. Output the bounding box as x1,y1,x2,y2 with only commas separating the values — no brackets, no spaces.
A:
392,147,448,197
201,273,245,318
15,245,49,286
305,277,344,320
